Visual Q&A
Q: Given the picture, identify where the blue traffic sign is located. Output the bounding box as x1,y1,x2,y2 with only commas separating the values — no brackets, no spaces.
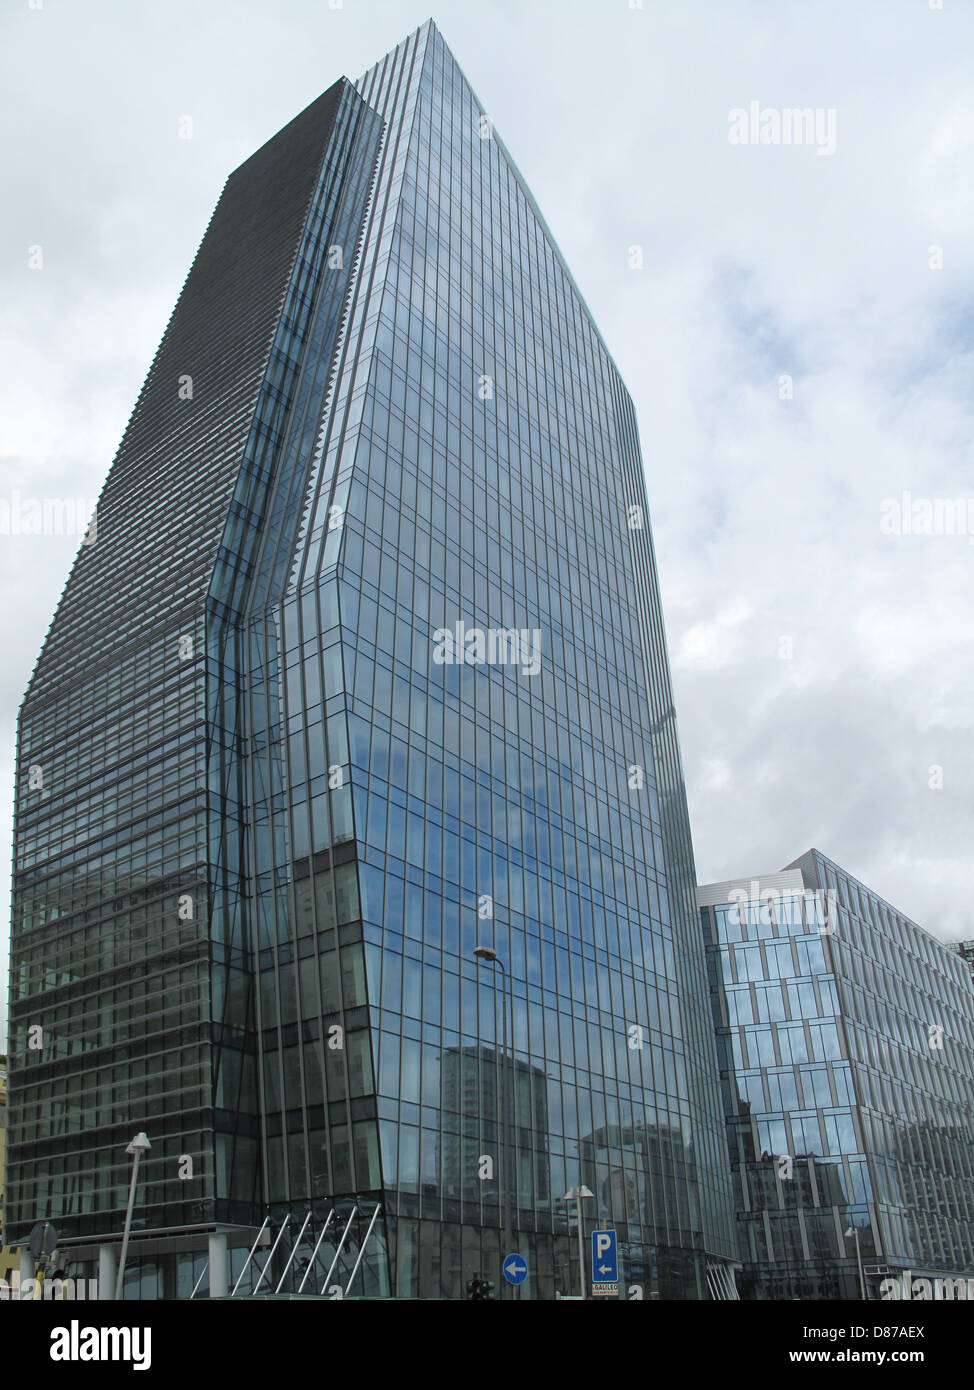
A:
591,1229,618,1283
503,1253,528,1285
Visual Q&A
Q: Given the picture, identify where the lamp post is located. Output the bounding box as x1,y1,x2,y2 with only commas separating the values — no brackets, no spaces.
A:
115,1132,151,1299
473,946,515,1295
563,1186,594,1298
844,1224,866,1301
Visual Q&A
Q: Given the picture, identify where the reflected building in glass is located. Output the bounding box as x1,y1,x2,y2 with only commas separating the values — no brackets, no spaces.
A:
438,1047,550,1211
7,21,737,1298
701,850,974,1300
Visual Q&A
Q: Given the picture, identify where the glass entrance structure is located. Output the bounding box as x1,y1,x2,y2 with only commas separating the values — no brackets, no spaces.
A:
7,21,737,1299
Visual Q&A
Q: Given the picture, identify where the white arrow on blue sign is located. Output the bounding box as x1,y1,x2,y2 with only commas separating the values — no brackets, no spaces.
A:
503,1253,528,1285
591,1229,618,1283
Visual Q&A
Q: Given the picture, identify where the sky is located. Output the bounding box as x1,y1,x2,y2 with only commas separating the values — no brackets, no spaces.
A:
2,0,972,1038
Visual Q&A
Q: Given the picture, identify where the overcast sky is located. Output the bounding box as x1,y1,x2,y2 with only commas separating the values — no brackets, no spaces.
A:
2,0,972,1038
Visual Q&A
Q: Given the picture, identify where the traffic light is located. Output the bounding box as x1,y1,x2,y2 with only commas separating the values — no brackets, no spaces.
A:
466,1275,496,1300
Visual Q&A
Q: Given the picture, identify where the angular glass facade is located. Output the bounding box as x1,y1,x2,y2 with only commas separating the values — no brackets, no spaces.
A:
702,851,974,1299
7,21,736,1298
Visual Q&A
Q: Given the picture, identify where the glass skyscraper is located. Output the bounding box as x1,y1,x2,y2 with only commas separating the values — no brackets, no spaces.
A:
702,851,974,1300
7,21,737,1299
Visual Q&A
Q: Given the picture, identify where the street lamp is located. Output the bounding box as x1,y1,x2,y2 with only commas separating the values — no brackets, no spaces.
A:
473,946,515,1294
115,1132,151,1299
563,1186,594,1298
844,1224,866,1301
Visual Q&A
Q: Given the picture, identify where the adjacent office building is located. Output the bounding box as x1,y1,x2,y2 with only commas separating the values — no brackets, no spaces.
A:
6,22,738,1298
701,850,974,1299
951,940,974,986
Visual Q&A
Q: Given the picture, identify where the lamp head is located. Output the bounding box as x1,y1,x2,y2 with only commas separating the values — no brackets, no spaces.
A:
125,1131,151,1156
